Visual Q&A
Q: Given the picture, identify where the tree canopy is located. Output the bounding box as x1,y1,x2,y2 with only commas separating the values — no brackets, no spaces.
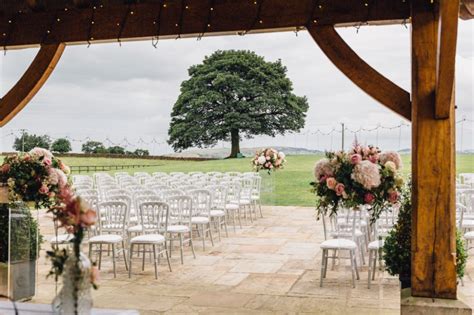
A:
81,141,106,154
13,132,51,152
168,50,309,158
51,138,72,153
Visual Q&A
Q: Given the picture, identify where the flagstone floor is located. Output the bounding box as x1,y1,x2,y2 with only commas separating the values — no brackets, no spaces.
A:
31,206,474,314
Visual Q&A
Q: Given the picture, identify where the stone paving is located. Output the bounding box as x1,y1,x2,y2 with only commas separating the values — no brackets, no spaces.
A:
32,206,474,314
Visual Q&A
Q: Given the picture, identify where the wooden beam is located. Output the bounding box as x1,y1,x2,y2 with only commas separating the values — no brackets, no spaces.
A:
435,0,459,119
411,0,457,299
0,43,65,126
0,0,410,49
308,25,411,121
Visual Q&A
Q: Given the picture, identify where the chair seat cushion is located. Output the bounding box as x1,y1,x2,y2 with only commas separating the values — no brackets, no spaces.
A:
464,231,474,240
210,210,225,217
131,234,165,244
167,225,190,233
50,234,74,244
226,204,239,210
128,225,143,233
320,238,357,250
89,234,123,244
192,216,210,224
368,239,385,250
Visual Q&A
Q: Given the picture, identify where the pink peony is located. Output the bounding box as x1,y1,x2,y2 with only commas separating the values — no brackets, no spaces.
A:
351,160,381,190
335,183,345,196
364,193,375,204
56,169,68,188
1,164,10,173
39,184,49,194
326,177,337,190
48,168,59,185
314,158,334,180
350,154,362,164
29,147,53,159
379,151,402,170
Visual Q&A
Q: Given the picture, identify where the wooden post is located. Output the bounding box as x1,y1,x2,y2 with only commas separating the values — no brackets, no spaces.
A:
411,0,457,299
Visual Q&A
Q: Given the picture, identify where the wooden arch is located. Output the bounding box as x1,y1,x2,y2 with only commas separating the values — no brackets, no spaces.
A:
0,43,65,127
308,25,411,121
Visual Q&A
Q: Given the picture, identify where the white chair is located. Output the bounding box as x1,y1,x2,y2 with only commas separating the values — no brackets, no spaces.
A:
189,189,214,250
207,184,229,239
234,177,254,223
250,175,263,218
167,195,196,264
129,201,172,279
319,210,360,288
88,201,129,278
224,181,242,230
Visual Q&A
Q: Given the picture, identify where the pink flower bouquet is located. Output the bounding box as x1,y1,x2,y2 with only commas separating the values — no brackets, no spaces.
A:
311,143,404,222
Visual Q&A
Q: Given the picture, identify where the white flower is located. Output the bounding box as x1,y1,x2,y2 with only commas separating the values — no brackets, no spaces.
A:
29,147,53,160
257,156,266,165
384,161,396,173
278,152,286,159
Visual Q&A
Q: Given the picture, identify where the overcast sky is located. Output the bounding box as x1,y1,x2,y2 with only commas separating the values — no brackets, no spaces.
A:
0,23,472,154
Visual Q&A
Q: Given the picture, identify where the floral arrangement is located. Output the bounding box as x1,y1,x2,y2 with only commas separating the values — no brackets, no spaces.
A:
252,148,286,173
0,147,70,209
0,148,98,311
311,143,404,222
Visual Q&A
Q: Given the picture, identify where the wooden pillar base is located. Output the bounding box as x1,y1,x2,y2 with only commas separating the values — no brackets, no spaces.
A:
401,289,472,315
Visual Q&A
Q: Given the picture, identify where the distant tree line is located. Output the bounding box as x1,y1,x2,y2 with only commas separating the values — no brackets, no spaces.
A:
13,132,150,156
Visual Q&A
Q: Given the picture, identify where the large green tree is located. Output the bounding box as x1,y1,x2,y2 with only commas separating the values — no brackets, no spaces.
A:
13,132,51,152
168,50,309,158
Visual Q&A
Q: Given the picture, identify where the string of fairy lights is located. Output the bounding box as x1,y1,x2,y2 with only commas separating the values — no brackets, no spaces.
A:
0,0,420,51
1,118,472,153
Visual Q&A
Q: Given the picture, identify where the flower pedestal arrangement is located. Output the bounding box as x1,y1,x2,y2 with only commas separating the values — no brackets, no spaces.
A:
252,148,286,195
0,148,98,313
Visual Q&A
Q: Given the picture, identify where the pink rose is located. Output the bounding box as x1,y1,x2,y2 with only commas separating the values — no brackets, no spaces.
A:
326,177,337,190
43,158,52,166
39,184,49,194
335,183,345,196
369,154,379,163
80,208,97,227
269,164,273,169
388,190,399,203
364,193,375,204
266,156,271,160
23,154,31,162
1,164,10,173
350,154,362,165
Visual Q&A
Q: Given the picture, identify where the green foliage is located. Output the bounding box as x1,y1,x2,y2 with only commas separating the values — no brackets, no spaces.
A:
13,132,51,152
51,138,72,153
383,183,412,279
168,50,309,157
107,146,126,155
383,181,467,282
82,141,106,154
456,230,468,278
0,203,43,263
133,149,149,156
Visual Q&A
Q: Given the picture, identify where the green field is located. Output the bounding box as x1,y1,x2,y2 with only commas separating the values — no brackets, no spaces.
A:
58,154,474,207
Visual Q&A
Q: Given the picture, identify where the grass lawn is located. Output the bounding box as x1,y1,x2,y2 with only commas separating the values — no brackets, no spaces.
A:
57,153,474,207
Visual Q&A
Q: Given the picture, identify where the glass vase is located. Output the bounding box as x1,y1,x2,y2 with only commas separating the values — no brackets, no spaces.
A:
52,253,93,315
0,195,39,301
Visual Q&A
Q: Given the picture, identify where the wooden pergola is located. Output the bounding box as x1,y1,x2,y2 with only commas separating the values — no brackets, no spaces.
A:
1,0,473,302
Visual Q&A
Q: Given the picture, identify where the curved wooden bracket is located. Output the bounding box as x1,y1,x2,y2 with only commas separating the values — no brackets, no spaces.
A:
308,25,411,121
0,43,65,127
435,0,459,119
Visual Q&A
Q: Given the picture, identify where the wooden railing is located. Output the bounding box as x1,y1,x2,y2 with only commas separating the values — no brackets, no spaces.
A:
70,164,162,174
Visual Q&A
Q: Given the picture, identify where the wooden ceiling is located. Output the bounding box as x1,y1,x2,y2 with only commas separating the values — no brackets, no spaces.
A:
0,0,412,49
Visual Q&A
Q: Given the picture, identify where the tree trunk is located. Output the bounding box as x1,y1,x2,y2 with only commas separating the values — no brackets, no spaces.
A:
229,129,240,158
